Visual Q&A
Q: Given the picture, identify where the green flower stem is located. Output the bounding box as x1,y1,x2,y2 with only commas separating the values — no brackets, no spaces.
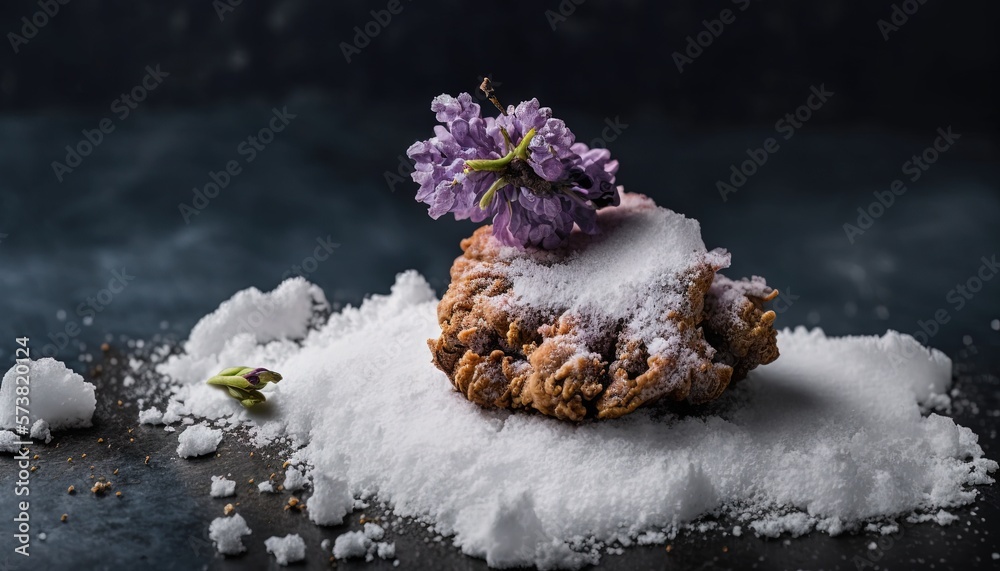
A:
479,176,508,209
514,128,537,160
465,128,538,173
465,153,514,172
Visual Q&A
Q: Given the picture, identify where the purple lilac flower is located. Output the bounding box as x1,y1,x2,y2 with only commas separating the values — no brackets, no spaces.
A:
406,92,619,249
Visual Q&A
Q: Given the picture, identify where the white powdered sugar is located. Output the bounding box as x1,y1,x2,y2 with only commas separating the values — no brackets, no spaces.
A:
138,407,164,425
0,358,96,433
153,266,995,568
0,430,22,453
331,525,395,562
210,475,236,498
176,424,223,458
209,513,252,555
500,193,727,327
264,533,306,565
283,467,307,492
30,419,52,443
166,277,328,386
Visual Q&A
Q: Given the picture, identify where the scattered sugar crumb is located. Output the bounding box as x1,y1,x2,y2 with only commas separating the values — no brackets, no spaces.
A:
264,534,306,565
283,467,307,492
258,481,275,494
364,523,385,540
209,513,251,555
377,541,396,559
908,510,960,526
332,529,396,561
176,424,223,458
30,419,52,443
637,531,666,545
332,531,371,560
210,475,237,498
1,359,96,432
0,430,21,453
138,408,165,425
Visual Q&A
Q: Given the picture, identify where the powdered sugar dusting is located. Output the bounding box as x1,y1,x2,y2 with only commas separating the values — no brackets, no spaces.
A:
502,193,725,322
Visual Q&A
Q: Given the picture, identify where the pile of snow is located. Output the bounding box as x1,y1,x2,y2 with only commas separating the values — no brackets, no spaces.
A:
176,424,223,458
1,358,96,432
264,534,306,565
332,524,395,562
209,513,252,555
210,475,236,498
156,272,996,569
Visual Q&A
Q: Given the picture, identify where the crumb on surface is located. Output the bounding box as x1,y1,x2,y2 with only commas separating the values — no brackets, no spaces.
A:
91,480,112,495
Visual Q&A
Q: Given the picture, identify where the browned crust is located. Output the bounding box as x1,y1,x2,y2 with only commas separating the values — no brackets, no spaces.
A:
428,225,779,421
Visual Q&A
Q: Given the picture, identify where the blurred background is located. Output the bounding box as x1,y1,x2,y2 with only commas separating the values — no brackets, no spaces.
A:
0,0,997,364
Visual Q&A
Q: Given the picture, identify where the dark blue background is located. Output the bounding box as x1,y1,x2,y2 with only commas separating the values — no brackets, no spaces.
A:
0,0,997,361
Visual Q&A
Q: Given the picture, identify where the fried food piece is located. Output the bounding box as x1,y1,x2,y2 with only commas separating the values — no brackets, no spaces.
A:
429,193,779,421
